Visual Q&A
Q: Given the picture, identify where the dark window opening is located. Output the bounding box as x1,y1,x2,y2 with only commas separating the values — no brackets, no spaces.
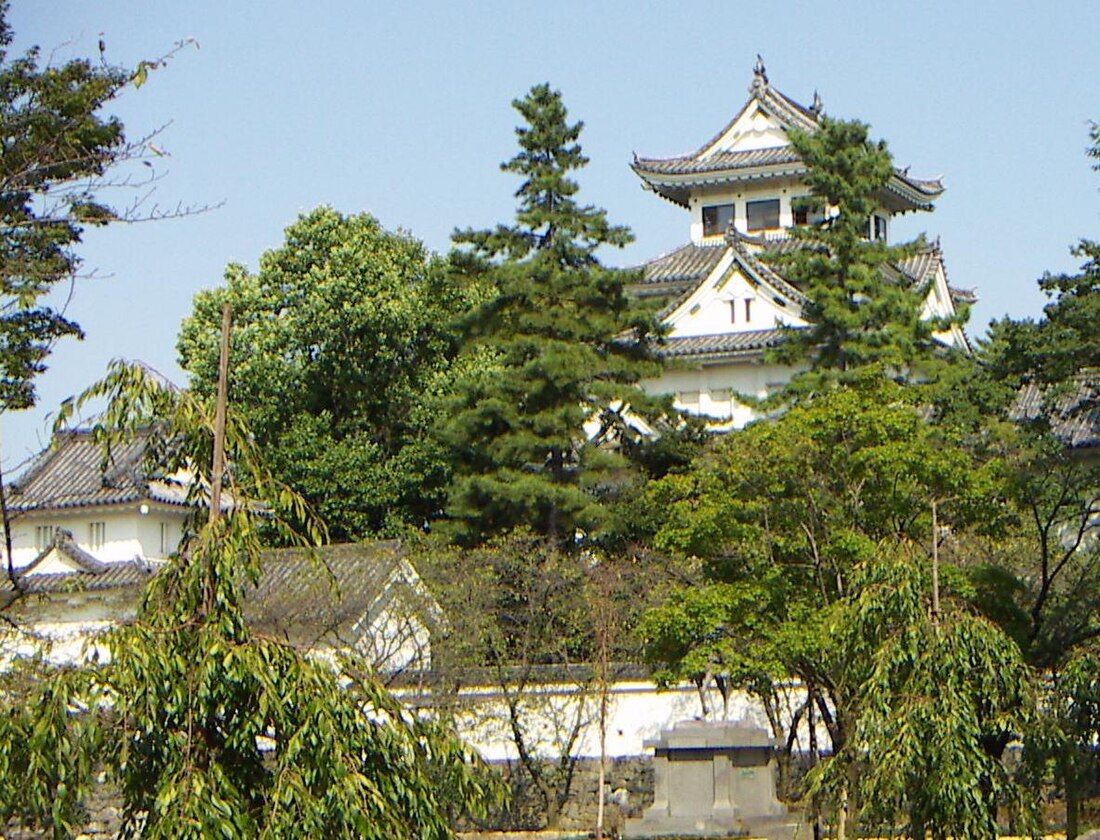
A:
728,300,737,323
702,203,734,237
874,215,888,241
747,199,780,232
744,298,752,322
793,200,824,227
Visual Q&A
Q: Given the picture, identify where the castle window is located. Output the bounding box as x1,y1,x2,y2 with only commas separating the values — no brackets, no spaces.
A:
744,298,753,322
874,215,888,241
34,525,55,552
710,389,733,417
677,391,700,407
793,201,825,226
88,521,106,550
746,199,780,232
160,522,174,556
702,203,734,237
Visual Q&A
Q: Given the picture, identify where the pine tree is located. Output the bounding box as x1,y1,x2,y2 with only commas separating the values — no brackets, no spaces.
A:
768,117,963,400
440,84,662,547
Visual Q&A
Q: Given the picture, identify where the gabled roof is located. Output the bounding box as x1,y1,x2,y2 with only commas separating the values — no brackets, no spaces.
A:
639,232,974,363
635,242,728,299
244,541,435,649
631,60,944,211
8,429,191,512
1,544,156,603
1,540,438,654
19,528,110,577
1013,374,1100,450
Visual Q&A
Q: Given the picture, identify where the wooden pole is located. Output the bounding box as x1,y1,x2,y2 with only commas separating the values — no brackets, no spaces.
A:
209,301,231,524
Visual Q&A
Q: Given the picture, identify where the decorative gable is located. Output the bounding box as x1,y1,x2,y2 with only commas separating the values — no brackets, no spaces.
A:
663,258,805,340
700,100,790,157
19,529,109,577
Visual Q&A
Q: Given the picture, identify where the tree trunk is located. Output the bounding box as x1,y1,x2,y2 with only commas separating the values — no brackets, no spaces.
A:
545,795,562,830
808,685,822,840
1060,747,1078,835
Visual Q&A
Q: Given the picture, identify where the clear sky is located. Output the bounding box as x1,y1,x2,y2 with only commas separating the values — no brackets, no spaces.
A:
4,1,1099,470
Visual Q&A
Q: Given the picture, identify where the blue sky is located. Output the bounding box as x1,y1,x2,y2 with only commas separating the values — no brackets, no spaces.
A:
4,1,1100,468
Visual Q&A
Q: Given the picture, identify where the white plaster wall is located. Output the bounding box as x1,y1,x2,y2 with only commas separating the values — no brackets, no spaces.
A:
920,265,969,350
3,595,136,666
436,680,775,761
360,608,432,673
136,513,186,560
645,361,798,429
7,505,188,569
689,182,812,244
666,270,804,339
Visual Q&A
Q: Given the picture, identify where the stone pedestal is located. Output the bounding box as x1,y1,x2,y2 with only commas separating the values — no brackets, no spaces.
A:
627,720,789,838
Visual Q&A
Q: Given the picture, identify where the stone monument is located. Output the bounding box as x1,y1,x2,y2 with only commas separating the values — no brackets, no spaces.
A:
626,720,791,838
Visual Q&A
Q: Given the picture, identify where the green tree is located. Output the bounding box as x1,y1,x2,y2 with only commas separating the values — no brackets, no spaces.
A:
178,208,477,540
768,118,963,401
818,548,1035,840
0,361,501,839
640,381,1012,831
0,5,191,411
970,125,1100,836
439,83,665,547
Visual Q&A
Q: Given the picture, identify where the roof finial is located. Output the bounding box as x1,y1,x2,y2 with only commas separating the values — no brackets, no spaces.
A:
754,54,767,83
811,89,823,115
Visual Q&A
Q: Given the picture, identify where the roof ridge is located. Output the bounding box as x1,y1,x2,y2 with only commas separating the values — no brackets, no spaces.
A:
727,230,810,306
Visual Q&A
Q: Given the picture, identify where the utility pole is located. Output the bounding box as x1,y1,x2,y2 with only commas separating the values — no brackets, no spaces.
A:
209,301,231,524
203,302,231,616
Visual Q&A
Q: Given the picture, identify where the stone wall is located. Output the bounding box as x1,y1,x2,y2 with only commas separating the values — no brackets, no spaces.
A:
4,778,123,839
5,759,654,838
469,756,655,834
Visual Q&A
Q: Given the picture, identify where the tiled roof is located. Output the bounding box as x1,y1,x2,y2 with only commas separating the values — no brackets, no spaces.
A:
890,173,945,197
1,540,433,649
244,541,432,648
21,529,109,575
728,231,810,306
658,329,789,359
896,248,940,288
1013,376,1100,450
639,243,727,288
9,429,191,512
759,236,976,303
633,145,802,177
1,556,156,599
632,65,943,210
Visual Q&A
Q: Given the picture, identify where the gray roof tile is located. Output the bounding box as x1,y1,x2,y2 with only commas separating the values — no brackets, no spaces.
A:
243,541,416,647
633,145,801,177
632,72,943,209
640,243,727,286
658,329,789,359
9,430,190,512
1,541,431,650
2,556,156,598
1013,376,1100,450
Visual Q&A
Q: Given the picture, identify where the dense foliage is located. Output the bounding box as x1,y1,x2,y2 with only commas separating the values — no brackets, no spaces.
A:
767,117,965,401
439,84,665,547
1,362,501,838
178,208,476,540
